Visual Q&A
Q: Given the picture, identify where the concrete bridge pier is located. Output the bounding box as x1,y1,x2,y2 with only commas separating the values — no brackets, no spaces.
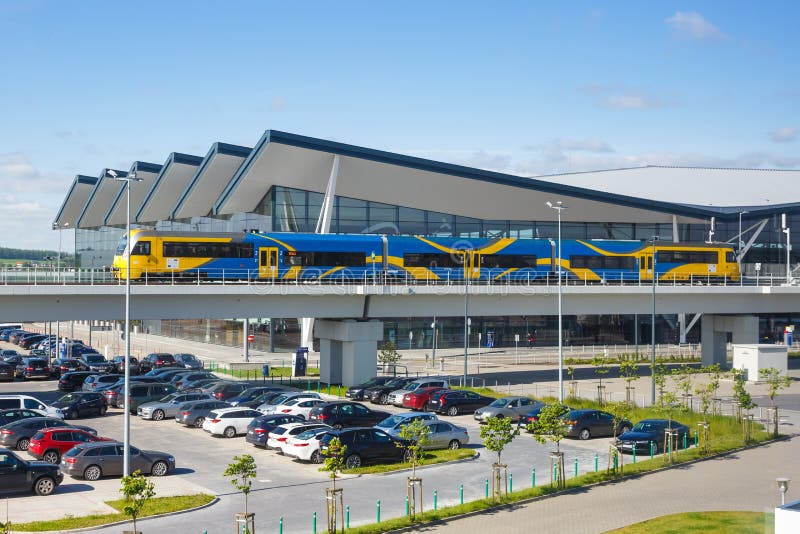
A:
701,315,759,367
315,320,383,387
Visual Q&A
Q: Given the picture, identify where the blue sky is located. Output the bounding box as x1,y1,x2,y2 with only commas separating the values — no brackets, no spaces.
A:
0,1,798,250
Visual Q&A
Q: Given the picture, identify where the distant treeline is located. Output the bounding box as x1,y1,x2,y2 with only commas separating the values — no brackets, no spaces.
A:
0,247,61,260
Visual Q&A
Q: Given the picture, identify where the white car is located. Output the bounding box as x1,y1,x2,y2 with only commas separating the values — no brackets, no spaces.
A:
256,391,320,414
283,427,332,463
266,422,330,453
269,397,328,419
202,407,263,438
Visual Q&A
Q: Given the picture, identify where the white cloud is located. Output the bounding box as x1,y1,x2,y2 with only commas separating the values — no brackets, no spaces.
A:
769,127,797,143
605,94,661,109
578,85,666,110
553,138,615,153
666,11,726,41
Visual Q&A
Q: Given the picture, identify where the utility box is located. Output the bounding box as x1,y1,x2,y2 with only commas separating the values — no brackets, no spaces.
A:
732,344,788,381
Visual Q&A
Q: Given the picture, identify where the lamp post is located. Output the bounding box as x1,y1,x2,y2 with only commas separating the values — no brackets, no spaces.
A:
782,214,791,284
650,236,659,405
105,169,141,477
547,201,567,403
777,477,790,506
738,211,748,285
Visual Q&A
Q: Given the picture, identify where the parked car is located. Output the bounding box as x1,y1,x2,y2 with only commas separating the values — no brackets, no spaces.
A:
519,404,569,427
205,382,250,402
28,427,113,464
180,377,222,392
140,353,176,373
58,371,94,392
101,384,124,406
267,422,331,453
421,420,470,449
51,392,108,419
202,407,262,437
82,374,122,392
0,349,20,359
0,417,95,451
0,448,63,495
615,419,690,454
0,409,48,427
174,400,231,428
387,378,450,407
0,395,63,418
227,387,285,407
78,354,115,374
144,366,183,377
110,356,140,375
170,371,215,390
18,334,47,349
401,387,449,411
272,398,328,420
474,396,543,423
427,390,495,416
19,357,51,380
28,349,48,358
118,383,177,413
345,377,395,400
563,409,632,440
283,427,333,463
245,414,305,448
61,442,175,480
0,362,14,382
319,428,409,469
375,412,438,438
138,392,213,421
308,401,390,429
256,391,321,413
173,353,203,369
364,377,417,405
50,358,83,378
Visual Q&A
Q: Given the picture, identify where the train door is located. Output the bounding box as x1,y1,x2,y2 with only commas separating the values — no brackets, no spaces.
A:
258,247,279,278
469,252,481,280
639,252,653,281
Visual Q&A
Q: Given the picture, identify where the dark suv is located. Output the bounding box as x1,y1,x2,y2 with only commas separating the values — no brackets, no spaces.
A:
245,414,305,448
140,353,176,373
308,401,390,429
319,428,408,469
79,354,115,374
0,448,63,495
118,383,176,413
110,356,140,375
19,358,50,380
364,377,416,405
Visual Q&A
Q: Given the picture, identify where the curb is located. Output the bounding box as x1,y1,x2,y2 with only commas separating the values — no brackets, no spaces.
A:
383,435,791,533
369,450,481,477
14,495,219,534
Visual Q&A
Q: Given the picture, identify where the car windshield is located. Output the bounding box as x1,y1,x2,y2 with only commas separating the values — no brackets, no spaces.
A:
384,378,408,388
376,415,407,429
631,422,664,433
296,428,326,440
489,399,507,408
158,393,180,403
178,354,197,362
57,394,80,402
84,355,104,363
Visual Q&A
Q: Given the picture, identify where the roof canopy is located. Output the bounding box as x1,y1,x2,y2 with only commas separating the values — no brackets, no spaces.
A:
103,161,162,226
53,175,98,229
135,153,203,224
76,169,127,229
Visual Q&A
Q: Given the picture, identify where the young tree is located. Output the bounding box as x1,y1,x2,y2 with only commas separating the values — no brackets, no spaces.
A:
591,356,610,405
223,455,257,519
618,359,640,405
694,382,715,421
378,341,401,367
321,436,347,491
120,470,156,534
760,367,792,437
672,365,694,409
604,401,632,440
527,402,569,488
731,369,756,443
397,418,431,479
480,416,519,498
566,365,578,398
651,359,668,406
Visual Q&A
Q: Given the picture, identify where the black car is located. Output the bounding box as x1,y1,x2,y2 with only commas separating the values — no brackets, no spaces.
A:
173,353,203,369
51,358,84,378
18,334,47,350
206,382,249,401
79,354,115,374
520,404,570,426
58,371,94,392
140,353,176,373
245,414,305,447
174,400,231,428
171,371,215,390
179,377,222,392
228,387,285,407
427,390,495,416
143,366,183,378
563,409,633,440
345,377,395,400
319,427,409,469
0,417,96,451
235,390,284,409
0,448,63,495
0,362,14,382
615,419,691,454
0,409,48,427
110,356,141,375
308,401,390,429
19,357,51,380
51,392,108,419
364,377,417,405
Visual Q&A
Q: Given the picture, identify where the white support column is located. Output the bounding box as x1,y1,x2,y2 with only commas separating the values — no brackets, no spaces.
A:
301,155,341,350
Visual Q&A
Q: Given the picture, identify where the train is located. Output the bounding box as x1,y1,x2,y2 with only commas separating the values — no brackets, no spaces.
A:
111,229,740,283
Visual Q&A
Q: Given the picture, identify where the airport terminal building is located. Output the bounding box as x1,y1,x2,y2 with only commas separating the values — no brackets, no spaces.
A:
54,130,800,352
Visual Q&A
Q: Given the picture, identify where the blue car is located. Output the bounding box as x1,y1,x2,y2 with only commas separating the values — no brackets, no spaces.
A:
615,419,690,454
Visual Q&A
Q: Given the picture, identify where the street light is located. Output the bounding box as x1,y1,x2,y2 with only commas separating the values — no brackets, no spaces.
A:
782,214,791,284
777,477,790,506
547,201,567,403
650,236,659,405
738,211,748,285
105,168,141,477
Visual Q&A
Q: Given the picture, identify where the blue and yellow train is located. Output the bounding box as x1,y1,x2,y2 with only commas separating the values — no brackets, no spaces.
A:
111,230,740,283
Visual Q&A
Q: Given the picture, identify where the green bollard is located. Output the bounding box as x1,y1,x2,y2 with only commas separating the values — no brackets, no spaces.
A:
243,524,246,534
554,462,558,482
313,511,316,533
405,496,409,516
376,499,381,523
327,384,331,395
574,458,578,477
307,379,310,391
485,478,489,498
650,441,654,459
279,517,283,534
509,473,513,493
459,484,464,504
632,446,637,464
317,381,320,393
594,453,599,472
433,489,438,511
532,467,535,488
694,430,698,447
683,434,687,450
668,436,672,456
345,505,350,529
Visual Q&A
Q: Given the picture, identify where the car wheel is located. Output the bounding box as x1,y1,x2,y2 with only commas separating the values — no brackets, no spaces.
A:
151,460,169,476
16,438,30,451
223,426,236,438
310,450,323,464
345,454,361,469
447,406,459,416
84,465,102,481
578,428,591,440
34,476,56,496
42,450,60,464
194,417,205,428
448,439,461,450
333,423,343,430
99,406,107,416
153,409,165,421
379,393,388,405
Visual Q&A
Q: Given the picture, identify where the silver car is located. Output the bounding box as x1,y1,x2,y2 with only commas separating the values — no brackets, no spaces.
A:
387,378,449,407
137,392,214,421
422,420,469,450
474,396,543,423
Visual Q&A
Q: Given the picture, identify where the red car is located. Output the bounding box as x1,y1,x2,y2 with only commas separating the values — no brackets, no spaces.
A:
28,427,113,464
402,387,448,411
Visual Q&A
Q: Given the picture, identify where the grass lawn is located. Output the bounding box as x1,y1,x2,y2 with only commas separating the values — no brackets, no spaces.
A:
606,511,773,534
11,494,215,532
342,448,477,475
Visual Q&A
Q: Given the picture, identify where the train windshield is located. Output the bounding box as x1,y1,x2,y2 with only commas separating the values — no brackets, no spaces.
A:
115,235,127,255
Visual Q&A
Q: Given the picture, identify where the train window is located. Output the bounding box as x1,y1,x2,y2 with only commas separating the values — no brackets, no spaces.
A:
131,241,151,256
480,254,537,269
569,255,635,269
725,251,736,263
404,253,463,268
308,252,366,267
689,251,717,264
163,242,254,258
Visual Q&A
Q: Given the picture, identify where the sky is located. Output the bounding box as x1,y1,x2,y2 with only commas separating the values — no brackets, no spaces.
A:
0,1,798,251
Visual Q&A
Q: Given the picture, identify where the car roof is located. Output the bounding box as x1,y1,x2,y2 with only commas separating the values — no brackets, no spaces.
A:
210,407,255,414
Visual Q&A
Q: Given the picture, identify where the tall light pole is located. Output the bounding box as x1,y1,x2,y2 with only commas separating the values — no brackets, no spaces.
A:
105,169,141,477
547,201,567,403
738,211,748,284
463,262,469,387
782,214,792,284
650,235,659,405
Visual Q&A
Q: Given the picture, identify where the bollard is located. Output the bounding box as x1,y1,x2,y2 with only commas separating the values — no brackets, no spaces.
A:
574,458,578,477
694,430,698,447
532,467,535,488
459,484,464,504
650,441,654,459
485,478,489,498
434,489,438,511
307,379,310,391
594,453,599,472
279,517,283,534
633,446,637,464
317,381,320,393
376,499,381,523
327,384,331,395
554,462,558,482
509,472,513,493
346,505,350,529
683,433,687,450
313,511,317,533
243,524,247,534
405,496,409,516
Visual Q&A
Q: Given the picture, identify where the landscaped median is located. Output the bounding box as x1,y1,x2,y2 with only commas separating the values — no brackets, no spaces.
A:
10,494,215,532
607,511,772,533
342,448,477,475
